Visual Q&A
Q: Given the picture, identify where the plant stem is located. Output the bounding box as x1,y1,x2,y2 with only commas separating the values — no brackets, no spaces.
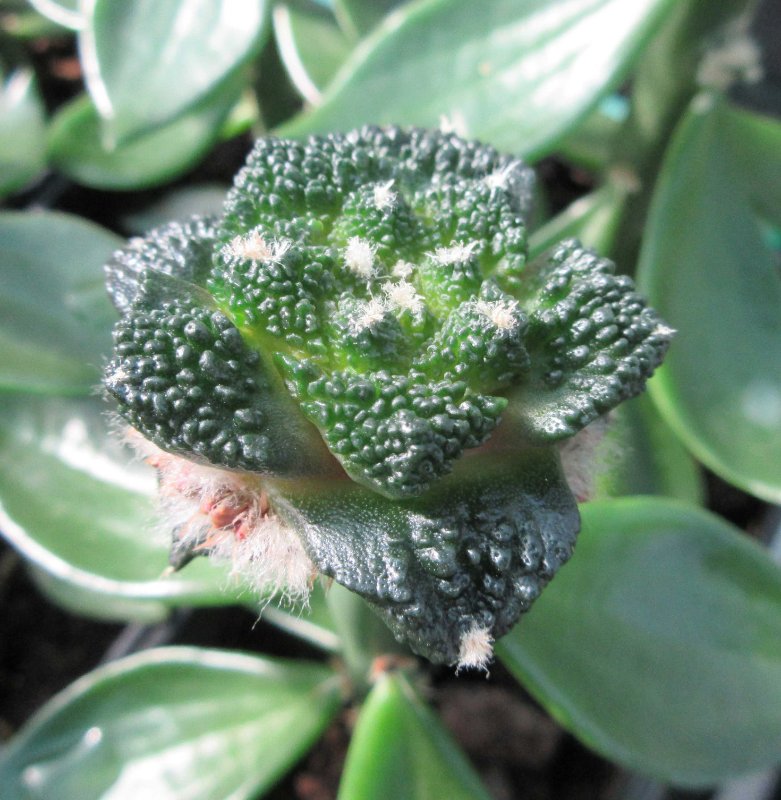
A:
325,582,411,693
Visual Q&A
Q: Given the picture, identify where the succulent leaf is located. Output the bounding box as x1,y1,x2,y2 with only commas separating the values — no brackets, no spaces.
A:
105,271,331,476
104,216,218,315
507,239,673,441
266,450,579,665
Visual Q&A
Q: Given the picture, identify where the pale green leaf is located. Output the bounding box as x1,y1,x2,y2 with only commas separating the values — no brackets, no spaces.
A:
0,394,238,615
0,647,340,800
0,70,46,196
79,0,267,144
47,81,242,190
273,0,351,104
0,211,120,394
637,96,781,502
280,0,675,160
499,498,781,786
338,673,492,800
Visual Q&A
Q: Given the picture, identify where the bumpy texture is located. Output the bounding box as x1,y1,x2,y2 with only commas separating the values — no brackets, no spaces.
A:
104,126,672,665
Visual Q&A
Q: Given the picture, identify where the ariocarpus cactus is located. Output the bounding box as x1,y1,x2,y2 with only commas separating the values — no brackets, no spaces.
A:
104,126,672,669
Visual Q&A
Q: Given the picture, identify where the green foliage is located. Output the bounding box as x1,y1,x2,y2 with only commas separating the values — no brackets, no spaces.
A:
0,648,341,800
638,97,781,502
338,673,493,800
499,498,781,785
1,0,780,797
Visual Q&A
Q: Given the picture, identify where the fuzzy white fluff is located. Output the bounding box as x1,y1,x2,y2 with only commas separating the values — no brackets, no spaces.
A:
457,624,494,672
373,180,397,210
391,259,415,279
227,231,290,263
383,280,424,315
483,162,517,191
126,429,315,605
350,297,387,332
474,298,521,331
344,237,376,278
430,240,479,265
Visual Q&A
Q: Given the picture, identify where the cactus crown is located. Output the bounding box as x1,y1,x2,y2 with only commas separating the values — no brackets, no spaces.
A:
104,126,672,666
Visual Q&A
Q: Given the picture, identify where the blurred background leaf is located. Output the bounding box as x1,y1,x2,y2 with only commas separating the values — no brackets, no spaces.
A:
272,0,351,105
333,0,407,38
26,0,83,30
500,498,781,785
592,392,704,503
47,69,247,190
638,96,781,502
338,673,492,800
0,211,120,394
0,394,240,616
79,0,268,146
0,69,46,197
281,0,676,159
0,648,341,800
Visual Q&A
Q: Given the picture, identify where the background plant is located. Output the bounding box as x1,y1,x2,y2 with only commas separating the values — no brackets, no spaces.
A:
0,0,779,798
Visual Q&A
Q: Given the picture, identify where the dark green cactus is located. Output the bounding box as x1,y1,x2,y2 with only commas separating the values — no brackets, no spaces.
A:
104,126,672,667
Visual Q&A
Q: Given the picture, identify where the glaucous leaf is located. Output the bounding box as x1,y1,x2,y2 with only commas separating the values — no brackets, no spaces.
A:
280,0,675,160
272,0,351,104
333,0,406,38
338,673,492,800
0,394,238,615
47,80,242,190
0,69,46,197
79,0,267,145
26,0,83,30
0,647,341,800
637,96,781,502
499,498,781,786
0,211,120,394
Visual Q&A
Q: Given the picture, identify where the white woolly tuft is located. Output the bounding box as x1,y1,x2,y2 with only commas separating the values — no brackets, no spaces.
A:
227,231,290,263
391,260,415,279
383,280,424,315
373,180,397,210
474,298,521,331
351,297,388,332
438,111,468,137
430,240,479,265
344,237,376,278
483,162,518,191
654,323,677,338
456,624,494,672
125,429,315,606
106,365,130,385
209,512,314,604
